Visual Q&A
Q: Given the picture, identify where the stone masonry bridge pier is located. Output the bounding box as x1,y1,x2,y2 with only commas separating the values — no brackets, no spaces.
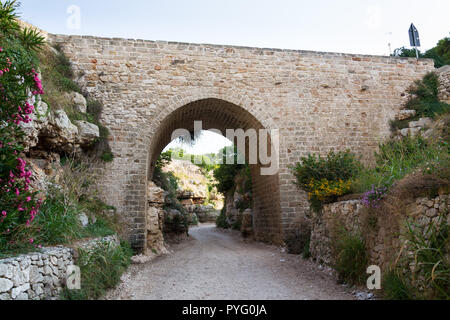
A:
49,34,434,251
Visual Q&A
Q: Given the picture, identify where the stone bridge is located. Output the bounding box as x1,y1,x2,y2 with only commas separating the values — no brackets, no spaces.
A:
48,34,434,251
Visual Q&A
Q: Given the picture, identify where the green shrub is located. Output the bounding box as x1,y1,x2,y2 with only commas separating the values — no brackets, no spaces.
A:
394,37,449,68
100,151,114,162
216,207,230,229
293,150,360,185
332,229,368,285
213,146,246,194
61,241,133,300
405,73,450,119
390,72,449,131
292,150,360,211
383,271,414,300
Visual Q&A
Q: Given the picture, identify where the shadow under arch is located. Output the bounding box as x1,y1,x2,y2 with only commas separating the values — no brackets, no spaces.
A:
147,98,282,246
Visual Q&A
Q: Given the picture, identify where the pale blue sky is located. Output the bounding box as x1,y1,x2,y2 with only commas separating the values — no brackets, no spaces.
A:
20,0,449,55
18,0,450,154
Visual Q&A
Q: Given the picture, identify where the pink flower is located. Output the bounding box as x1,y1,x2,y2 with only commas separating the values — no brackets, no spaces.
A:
29,238,34,244
1,211,6,216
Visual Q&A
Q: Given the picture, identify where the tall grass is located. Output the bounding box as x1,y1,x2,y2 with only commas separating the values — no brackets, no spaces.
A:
352,135,449,193
61,240,133,300
405,214,449,299
383,213,449,300
332,228,368,285
383,271,414,300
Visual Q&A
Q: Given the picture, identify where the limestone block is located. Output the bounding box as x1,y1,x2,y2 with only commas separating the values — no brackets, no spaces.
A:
73,120,100,145
0,278,13,293
65,92,87,113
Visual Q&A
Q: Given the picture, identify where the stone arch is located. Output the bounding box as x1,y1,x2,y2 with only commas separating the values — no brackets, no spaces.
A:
145,95,283,250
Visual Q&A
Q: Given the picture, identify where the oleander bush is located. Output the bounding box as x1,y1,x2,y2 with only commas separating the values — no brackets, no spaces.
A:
0,0,45,253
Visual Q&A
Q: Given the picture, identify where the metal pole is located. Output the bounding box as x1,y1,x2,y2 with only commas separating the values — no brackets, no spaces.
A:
415,47,419,60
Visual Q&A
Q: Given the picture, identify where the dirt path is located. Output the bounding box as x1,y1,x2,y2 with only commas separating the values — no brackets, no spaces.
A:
105,224,355,300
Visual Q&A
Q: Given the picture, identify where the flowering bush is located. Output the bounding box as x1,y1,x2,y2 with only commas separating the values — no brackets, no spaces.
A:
0,46,44,247
307,178,352,202
293,150,360,211
0,1,45,250
361,185,387,208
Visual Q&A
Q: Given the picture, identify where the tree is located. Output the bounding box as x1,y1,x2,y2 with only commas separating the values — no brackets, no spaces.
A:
393,37,450,68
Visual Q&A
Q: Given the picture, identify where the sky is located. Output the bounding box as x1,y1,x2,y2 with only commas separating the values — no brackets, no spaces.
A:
19,0,449,56
17,0,450,154
163,131,232,155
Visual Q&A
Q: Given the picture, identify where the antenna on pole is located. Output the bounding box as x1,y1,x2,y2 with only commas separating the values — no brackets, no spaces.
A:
409,23,421,60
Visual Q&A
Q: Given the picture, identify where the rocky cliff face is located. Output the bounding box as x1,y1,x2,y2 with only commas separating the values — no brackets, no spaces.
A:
21,90,100,156
162,159,223,223
146,182,167,254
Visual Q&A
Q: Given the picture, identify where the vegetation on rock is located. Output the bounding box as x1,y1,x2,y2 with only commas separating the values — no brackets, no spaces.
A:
390,72,450,131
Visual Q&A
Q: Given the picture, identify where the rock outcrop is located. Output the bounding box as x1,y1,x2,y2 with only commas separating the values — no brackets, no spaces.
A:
146,182,166,254
162,159,224,223
65,92,87,113
437,65,450,104
21,91,100,155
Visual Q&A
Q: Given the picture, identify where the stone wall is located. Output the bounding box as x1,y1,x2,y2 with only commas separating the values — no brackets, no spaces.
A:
0,247,73,300
437,65,450,104
48,33,435,250
0,236,119,300
146,182,166,253
310,195,449,270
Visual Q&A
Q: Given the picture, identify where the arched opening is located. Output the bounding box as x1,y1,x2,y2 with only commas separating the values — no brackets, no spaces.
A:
146,98,282,249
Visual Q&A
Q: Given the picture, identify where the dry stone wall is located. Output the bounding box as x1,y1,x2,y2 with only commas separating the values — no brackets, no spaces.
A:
437,65,450,104
310,195,449,270
0,236,119,300
48,33,435,250
0,247,73,300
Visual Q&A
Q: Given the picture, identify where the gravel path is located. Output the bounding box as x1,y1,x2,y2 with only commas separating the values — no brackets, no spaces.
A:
105,224,355,300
